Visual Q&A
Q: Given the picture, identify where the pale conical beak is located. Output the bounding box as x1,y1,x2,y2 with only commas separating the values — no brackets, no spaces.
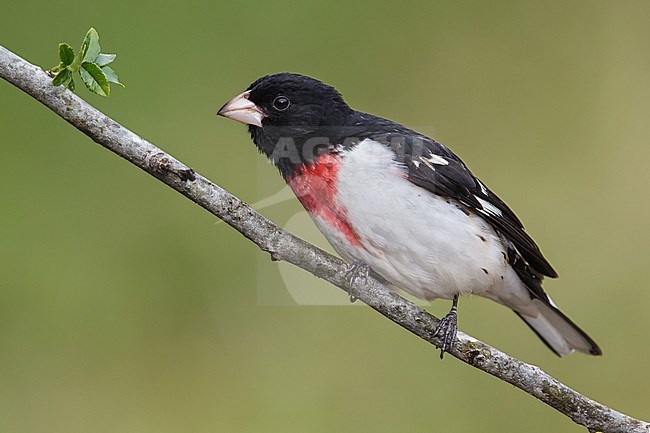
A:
217,91,266,127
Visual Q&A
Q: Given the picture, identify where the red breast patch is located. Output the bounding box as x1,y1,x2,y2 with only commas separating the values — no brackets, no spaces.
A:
286,155,361,248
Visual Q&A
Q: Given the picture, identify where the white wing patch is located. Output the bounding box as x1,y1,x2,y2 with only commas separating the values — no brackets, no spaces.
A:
426,153,449,166
477,197,503,216
477,180,489,195
416,153,449,171
418,156,436,171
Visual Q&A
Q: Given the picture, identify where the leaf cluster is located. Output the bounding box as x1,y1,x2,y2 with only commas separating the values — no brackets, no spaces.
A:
50,28,123,97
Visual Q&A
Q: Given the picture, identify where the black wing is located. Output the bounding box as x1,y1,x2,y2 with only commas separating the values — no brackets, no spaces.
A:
342,112,558,279
407,145,558,279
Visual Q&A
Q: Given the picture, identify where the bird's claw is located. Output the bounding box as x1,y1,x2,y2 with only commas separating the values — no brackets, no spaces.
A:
433,310,458,359
344,261,370,303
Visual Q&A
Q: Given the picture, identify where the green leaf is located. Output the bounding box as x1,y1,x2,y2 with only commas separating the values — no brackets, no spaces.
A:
52,69,72,87
95,53,116,67
68,52,82,72
66,77,76,92
101,66,124,87
58,43,75,67
80,28,101,62
80,61,110,97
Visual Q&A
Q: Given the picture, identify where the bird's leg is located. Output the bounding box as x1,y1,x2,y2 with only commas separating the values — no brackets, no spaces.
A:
433,294,459,359
344,260,371,303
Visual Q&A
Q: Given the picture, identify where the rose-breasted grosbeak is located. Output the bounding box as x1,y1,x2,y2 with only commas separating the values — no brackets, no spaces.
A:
218,73,601,358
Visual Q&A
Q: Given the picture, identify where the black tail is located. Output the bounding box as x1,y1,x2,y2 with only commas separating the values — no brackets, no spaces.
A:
515,298,601,356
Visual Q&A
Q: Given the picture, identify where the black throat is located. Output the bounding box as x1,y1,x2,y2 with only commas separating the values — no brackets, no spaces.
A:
248,110,357,178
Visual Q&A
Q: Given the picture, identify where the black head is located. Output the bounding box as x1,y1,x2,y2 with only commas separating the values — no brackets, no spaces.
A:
245,73,350,132
218,73,353,176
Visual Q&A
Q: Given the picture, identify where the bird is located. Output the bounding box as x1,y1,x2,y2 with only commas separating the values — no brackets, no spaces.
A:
217,72,601,358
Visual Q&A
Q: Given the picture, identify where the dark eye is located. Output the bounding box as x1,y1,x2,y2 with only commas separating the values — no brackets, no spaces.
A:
272,96,290,111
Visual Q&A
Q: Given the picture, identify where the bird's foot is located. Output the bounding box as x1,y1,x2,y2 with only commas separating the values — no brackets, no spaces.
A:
433,295,459,359
344,260,370,303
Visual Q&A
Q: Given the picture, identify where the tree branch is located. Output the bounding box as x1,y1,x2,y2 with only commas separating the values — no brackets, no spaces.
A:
1,45,646,433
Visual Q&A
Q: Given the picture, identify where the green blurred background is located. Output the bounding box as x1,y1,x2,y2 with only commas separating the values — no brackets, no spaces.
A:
2,1,649,432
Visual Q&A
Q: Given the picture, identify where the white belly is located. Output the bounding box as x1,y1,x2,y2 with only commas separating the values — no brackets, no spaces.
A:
319,139,509,301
